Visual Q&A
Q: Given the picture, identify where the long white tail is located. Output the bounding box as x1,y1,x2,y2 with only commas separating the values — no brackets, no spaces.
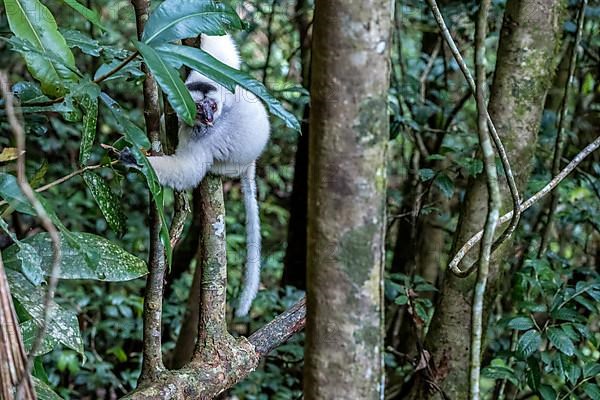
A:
236,162,261,317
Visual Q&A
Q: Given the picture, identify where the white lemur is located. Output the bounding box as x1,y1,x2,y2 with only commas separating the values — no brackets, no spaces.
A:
148,35,270,317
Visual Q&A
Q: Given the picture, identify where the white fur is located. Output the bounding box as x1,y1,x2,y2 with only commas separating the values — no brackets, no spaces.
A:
148,34,270,316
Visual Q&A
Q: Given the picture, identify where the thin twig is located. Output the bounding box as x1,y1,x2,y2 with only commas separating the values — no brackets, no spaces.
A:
92,51,139,84
469,2,501,398
0,162,117,209
538,0,587,256
131,0,167,383
419,39,441,103
450,135,600,275
0,71,62,395
424,0,521,264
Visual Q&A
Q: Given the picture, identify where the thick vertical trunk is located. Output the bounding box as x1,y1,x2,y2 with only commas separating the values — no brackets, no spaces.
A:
413,0,566,398
303,1,392,398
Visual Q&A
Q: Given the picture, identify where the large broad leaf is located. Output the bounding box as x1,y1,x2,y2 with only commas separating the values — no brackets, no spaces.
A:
0,218,43,285
135,41,196,125
7,270,83,356
517,329,541,358
3,232,148,281
59,0,110,32
546,326,576,356
142,0,242,45
3,0,78,96
0,172,36,215
62,28,101,57
33,376,63,400
83,171,126,236
157,44,301,131
21,320,57,355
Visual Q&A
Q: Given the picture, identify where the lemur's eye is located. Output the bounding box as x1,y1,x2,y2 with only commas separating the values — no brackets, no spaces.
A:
211,103,217,112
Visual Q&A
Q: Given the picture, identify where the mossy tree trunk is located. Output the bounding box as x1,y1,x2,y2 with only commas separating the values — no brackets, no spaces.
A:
303,0,392,398
410,0,566,398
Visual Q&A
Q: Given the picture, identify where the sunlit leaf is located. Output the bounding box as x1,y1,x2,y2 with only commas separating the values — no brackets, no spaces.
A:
142,0,242,44
58,0,110,32
83,171,126,236
3,0,78,96
156,44,301,131
8,270,83,356
135,41,196,125
3,232,148,281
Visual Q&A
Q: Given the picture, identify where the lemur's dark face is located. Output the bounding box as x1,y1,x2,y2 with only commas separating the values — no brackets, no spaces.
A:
186,81,223,127
196,97,218,126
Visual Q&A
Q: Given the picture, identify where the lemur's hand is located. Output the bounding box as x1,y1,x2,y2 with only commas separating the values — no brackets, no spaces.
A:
119,147,142,170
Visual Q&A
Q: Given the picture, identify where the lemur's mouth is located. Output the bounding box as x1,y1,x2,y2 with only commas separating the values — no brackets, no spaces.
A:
197,98,217,126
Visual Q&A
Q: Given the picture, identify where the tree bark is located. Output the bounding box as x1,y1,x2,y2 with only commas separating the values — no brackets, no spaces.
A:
303,1,392,398
411,0,566,398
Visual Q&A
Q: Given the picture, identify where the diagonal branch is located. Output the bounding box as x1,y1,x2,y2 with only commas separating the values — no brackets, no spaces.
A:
424,0,522,271
123,298,306,399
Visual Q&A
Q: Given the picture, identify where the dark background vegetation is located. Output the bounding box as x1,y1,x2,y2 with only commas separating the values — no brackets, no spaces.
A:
0,0,599,399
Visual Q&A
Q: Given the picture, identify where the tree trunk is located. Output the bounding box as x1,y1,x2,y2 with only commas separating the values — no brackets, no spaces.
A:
303,1,392,398
412,0,566,398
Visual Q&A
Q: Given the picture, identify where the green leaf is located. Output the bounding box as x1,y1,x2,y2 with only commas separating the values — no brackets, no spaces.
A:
418,168,435,181
394,295,408,305
94,57,144,82
546,326,576,356
508,316,535,331
3,0,78,96
79,92,99,165
0,218,43,285
21,320,57,355
434,174,454,198
566,363,581,385
58,0,110,32
33,376,63,400
0,172,35,215
551,307,584,322
61,28,101,57
135,41,196,125
7,270,83,356
142,0,243,44
583,363,600,378
583,383,600,400
538,385,556,400
156,44,301,131
3,232,148,281
100,93,151,149
517,329,541,358
83,171,126,236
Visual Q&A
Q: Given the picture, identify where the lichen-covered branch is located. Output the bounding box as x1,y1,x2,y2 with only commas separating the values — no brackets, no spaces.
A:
451,135,600,265
469,1,501,397
424,0,521,267
193,175,229,355
131,0,167,382
123,298,306,399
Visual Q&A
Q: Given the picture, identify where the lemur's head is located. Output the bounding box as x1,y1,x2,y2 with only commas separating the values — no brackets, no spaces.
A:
186,81,223,126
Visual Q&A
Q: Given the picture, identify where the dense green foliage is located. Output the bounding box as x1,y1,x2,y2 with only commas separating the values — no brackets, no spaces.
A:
0,0,598,398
